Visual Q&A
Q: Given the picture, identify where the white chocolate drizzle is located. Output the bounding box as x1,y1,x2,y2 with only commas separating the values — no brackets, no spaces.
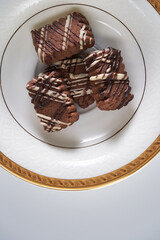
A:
54,58,83,69
85,48,128,84
37,27,48,63
37,113,71,126
70,88,92,98
27,73,71,105
86,58,111,71
36,113,71,132
90,73,128,81
84,49,110,61
53,58,92,98
62,15,72,50
79,25,86,50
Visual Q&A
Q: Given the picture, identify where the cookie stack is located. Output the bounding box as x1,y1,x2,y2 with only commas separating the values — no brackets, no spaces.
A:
27,12,134,132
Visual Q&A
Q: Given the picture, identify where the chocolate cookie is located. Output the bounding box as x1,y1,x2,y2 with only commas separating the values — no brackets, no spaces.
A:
26,70,79,132
31,12,95,65
84,48,134,110
51,57,95,108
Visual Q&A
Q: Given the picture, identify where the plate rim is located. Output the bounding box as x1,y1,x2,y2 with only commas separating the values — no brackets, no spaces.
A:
0,1,160,190
0,135,160,190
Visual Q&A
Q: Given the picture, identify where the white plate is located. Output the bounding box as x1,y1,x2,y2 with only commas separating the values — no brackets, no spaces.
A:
1,4,146,148
0,0,160,188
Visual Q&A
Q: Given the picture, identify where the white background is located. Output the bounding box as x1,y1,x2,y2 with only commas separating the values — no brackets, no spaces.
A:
0,0,160,239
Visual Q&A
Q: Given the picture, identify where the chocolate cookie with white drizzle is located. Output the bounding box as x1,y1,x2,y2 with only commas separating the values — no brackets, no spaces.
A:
84,47,134,110
47,56,95,108
26,70,79,132
31,12,95,65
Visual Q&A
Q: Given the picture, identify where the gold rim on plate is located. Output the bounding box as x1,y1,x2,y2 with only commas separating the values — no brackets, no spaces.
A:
0,135,160,190
0,1,160,190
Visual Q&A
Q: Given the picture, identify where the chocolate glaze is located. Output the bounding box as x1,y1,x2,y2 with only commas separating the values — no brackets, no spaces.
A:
47,56,95,109
31,12,95,65
26,70,79,132
84,47,134,110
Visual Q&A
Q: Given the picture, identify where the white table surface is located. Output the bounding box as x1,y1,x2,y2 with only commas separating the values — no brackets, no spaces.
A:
0,0,160,239
0,153,160,240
